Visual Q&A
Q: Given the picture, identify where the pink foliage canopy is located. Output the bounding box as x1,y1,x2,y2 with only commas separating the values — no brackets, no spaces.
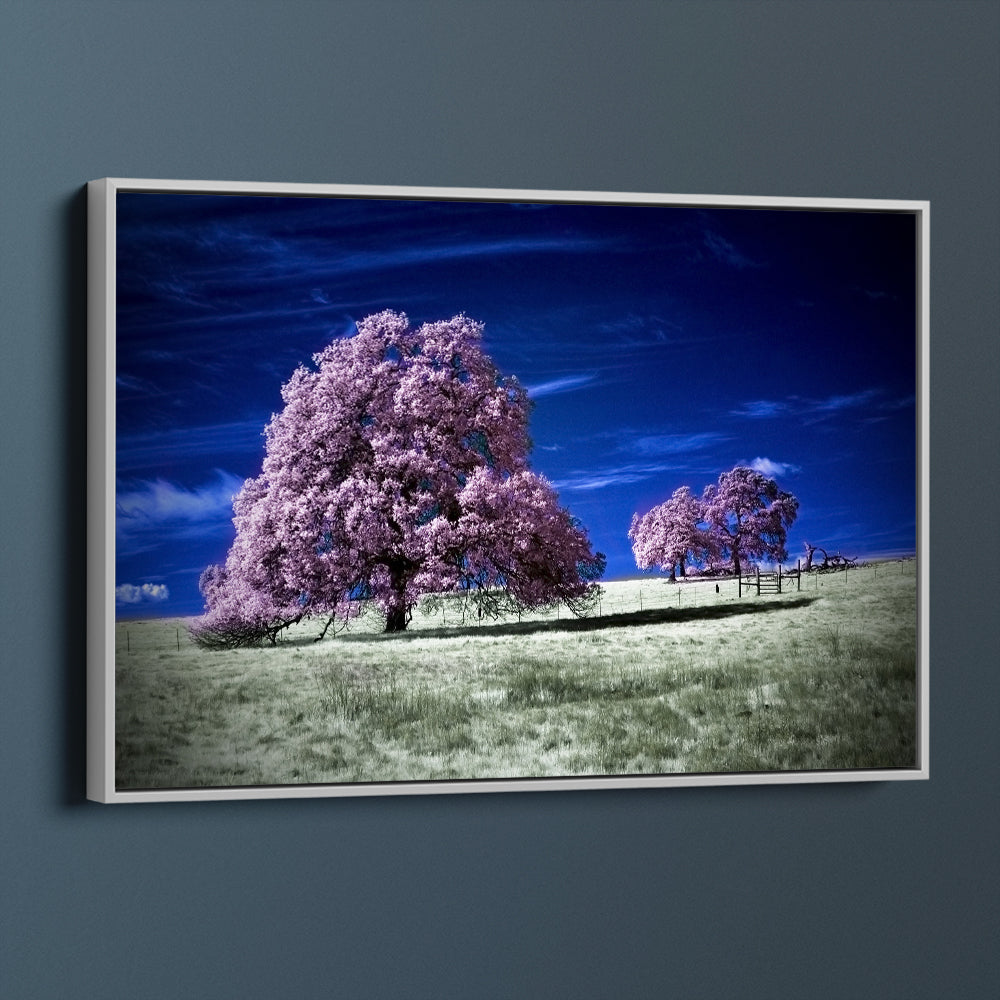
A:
193,311,604,643
701,466,799,577
630,467,798,579
628,486,711,579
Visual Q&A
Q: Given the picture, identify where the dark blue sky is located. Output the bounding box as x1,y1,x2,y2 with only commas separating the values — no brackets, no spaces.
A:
114,191,918,617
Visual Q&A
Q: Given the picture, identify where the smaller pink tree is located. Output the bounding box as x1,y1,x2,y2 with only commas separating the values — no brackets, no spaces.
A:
701,466,799,578
629,486,713,580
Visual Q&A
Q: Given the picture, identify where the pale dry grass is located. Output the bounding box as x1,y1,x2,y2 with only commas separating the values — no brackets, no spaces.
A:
114,561,918,789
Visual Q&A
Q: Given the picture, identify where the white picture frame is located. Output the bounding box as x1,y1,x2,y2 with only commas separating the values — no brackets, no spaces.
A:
88,177,929,803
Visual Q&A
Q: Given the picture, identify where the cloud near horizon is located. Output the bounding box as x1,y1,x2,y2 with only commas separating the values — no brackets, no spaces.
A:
115,582,170,605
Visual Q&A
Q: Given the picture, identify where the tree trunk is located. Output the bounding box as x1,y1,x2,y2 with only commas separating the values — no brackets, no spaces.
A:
384,564,411,633
385,604,408,633
679,555,686,578
730,521,742,581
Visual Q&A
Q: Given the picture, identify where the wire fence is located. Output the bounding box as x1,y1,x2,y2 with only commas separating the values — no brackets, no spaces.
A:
411,558,916,631
116,558,917,652
116,621,188,657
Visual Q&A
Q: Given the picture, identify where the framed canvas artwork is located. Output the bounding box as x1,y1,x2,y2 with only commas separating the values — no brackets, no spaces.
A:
87,178,929,802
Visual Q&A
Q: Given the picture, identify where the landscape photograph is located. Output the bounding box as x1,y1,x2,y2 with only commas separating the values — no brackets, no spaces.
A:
105,185,923,794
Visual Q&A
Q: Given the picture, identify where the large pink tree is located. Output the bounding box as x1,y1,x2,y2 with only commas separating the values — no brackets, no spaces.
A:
193,311,604,644
701,466,799,578
628,486,712,580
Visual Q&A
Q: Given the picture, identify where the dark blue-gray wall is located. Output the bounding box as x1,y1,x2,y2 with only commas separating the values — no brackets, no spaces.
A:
1,2,997,997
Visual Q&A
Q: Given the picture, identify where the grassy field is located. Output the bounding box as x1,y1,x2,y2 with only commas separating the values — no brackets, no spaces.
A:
114,561,918,789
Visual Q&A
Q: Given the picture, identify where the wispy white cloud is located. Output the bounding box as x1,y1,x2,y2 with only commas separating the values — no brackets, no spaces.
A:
117,471,244,531
731,399,791,419
121,297,356,334
137,348,180,363
115,374,149,393
486,311,702,372
552,462,683,492
116,471,245,559
861,393,916,425
879,393,916,412
117,420,268,472
703,230,761,269
364,235,609,272
525,373,598,399
153,230,612,298
626,431,729,457
732,389,895,422
810,389,881,414
597,313,681,346
548,429,730,491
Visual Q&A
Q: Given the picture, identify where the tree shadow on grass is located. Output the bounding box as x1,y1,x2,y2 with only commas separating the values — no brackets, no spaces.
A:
334,595,821,644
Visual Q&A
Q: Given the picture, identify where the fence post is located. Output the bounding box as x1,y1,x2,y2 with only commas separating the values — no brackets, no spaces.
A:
778,563,782,594
756,567,761,596
797,559,801,592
